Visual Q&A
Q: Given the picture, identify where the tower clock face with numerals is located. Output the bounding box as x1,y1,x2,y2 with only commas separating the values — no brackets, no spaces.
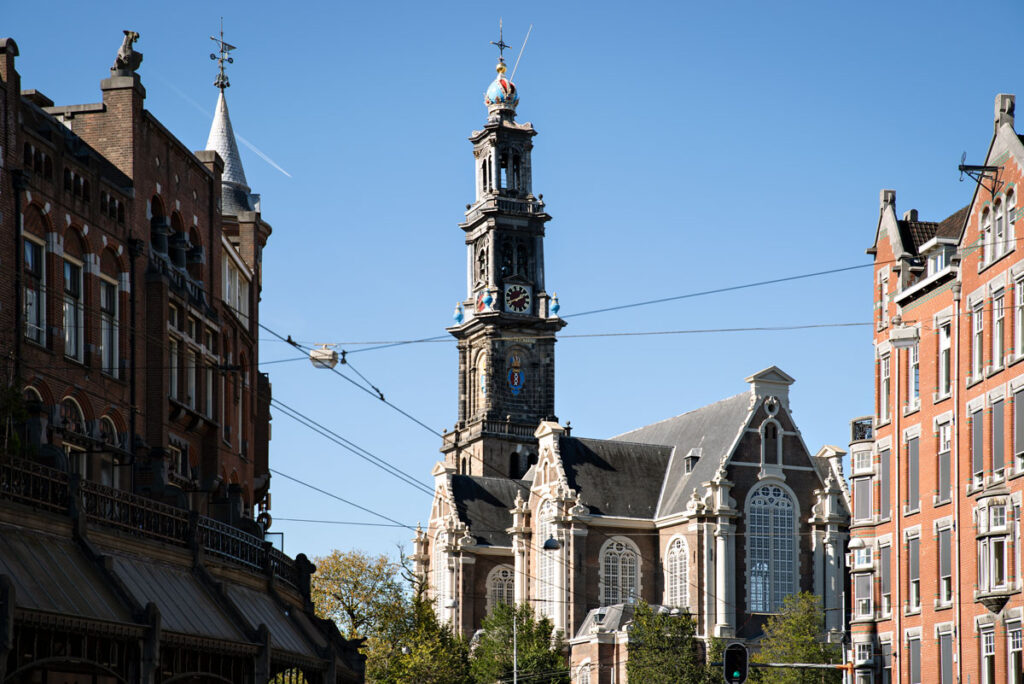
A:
504,284,531,314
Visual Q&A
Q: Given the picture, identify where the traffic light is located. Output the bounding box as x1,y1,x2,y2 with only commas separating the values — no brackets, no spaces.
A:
723,643,748,684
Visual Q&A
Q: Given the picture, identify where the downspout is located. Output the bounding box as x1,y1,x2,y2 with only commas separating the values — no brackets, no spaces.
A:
11,169,28,385
127,235,143,489
952,280,963,683
892,327,902,682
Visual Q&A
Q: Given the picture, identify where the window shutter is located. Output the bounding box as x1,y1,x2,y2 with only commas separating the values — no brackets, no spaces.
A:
939,528,951,577
908,537,919,581
1015,390,1024,457
879,449,891,517
855,573,871,600
880,546,891,594
940,633,953,684
910,639,922,684
973,410,984,475
995,400,1005,471
907,438,919,507
939,449,951,498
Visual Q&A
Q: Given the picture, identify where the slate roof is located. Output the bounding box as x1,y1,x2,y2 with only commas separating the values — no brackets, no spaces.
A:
449,475,527,547
206,92,254,215
612,391,753,518
558,437,673,517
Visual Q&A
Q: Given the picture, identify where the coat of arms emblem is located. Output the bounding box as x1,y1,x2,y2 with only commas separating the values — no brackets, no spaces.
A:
507,354,525,396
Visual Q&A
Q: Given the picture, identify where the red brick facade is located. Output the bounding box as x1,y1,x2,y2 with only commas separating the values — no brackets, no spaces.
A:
855,93,1024,684
0,36,271,529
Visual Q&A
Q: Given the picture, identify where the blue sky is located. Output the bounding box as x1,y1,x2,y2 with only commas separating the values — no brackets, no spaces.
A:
7,1,1024,560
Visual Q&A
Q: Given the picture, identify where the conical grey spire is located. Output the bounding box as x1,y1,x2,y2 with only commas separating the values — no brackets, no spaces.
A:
206,91,254,214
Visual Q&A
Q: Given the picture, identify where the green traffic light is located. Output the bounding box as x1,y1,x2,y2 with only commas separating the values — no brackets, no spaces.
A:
733,672,740,678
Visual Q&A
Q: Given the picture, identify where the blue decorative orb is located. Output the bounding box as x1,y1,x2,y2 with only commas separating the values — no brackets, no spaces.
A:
550,294,560,315
483,291,494,307
453,303,464,324
485,73,518,107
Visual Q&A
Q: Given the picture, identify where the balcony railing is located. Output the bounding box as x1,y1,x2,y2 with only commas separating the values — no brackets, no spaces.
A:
0,456,297,590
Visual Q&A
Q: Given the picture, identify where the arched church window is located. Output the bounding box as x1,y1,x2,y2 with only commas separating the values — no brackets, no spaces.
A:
514,239,532,278
536,500,556,619
487,564,515,613
577,662,592,684
747,484,796,613
512,153,522,191
600,537,640,606
476,243,488,284
433,532,451,623
500,239,514,278
666,537,688,609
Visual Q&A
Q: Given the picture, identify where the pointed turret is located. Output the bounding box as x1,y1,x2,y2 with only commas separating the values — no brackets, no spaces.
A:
206,91,255,214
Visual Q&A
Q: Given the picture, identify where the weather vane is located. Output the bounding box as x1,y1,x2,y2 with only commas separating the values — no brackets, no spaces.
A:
210,19,236,91
490,18,510,63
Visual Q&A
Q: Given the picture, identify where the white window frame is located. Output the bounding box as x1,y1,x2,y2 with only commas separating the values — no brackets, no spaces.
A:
879,354,891,423
939,322,952,396
536,500,556,619
983,626,997,684
665,536,689,610
23,236,46,345
907,533,921,611
974,300,986,379
433,532,451,623
995,290,1006,368
746,484,797,613
854,573,873,618
599,536,641,607
486,564,515,614
853,477,872,523
908,343,920,408
63,257,84,362
1009,621,1023,684
984,208,994,265
99,276,119,377
169,337,179,400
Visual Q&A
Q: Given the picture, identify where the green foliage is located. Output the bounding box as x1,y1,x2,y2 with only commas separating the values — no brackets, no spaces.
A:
470,602,568,684
376,590,472,684
626,602,718,684
310,548,471,684
751,592,842,684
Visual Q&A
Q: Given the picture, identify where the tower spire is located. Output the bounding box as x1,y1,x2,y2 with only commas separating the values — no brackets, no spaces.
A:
205,21,254,215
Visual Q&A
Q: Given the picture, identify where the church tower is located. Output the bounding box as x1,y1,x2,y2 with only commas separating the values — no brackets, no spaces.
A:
442,45,566,480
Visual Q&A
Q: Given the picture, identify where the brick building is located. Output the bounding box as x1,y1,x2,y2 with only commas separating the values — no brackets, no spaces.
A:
413,51,849,683
0,33,363,682
852,93,1024,683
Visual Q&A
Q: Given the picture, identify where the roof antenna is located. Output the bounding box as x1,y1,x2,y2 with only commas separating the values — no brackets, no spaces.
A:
510,24,533,82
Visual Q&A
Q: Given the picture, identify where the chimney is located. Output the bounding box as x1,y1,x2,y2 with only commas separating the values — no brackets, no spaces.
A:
996,93,1015,131
903,209,918,221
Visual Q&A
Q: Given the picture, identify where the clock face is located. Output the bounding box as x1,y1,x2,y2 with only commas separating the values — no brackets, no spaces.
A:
504,284,531,313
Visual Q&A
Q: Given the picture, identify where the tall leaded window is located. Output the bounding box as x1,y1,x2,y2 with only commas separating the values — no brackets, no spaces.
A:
63,259,83,360
601,537,639,606
100,278,118,376
666,537,688,609
433,532,450,622
747,484,795,613
487,565,515,613
23,238,45,344
536,500,556,619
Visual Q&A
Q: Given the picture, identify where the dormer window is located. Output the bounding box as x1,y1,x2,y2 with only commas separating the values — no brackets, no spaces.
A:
684,448,701,474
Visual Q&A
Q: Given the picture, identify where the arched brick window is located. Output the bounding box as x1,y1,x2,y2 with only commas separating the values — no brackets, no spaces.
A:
486,564,514,613
600,537,640,606
666,536,688,609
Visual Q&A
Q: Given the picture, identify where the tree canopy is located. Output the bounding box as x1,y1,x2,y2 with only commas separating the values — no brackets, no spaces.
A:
469,602,568,684
751,592,842,684
625,602,720,684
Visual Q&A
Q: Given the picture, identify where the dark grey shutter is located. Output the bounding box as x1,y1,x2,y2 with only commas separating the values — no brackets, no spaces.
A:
939,528,951,578
995,400,1005,471
855,573,871,602
881,642,893,680
880,449,891,516
1015,389,1024,459
907,438,919,507
880,545,891,595
939,448,951,500
908,537,919,581
855,479,870,520
910,638,921,684
973,409,984,476
940,633,953,684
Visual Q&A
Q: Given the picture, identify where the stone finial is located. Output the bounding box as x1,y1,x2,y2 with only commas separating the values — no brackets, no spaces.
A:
996,93,1015,130
880,189,896,210
112,30,142,73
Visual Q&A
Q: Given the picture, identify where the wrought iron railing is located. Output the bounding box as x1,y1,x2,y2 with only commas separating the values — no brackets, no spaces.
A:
198,516,263,570
79,478,190,544
1,457,300,590
0,457,69,513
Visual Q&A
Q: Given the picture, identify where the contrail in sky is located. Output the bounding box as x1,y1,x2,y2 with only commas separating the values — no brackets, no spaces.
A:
156,74,293,179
